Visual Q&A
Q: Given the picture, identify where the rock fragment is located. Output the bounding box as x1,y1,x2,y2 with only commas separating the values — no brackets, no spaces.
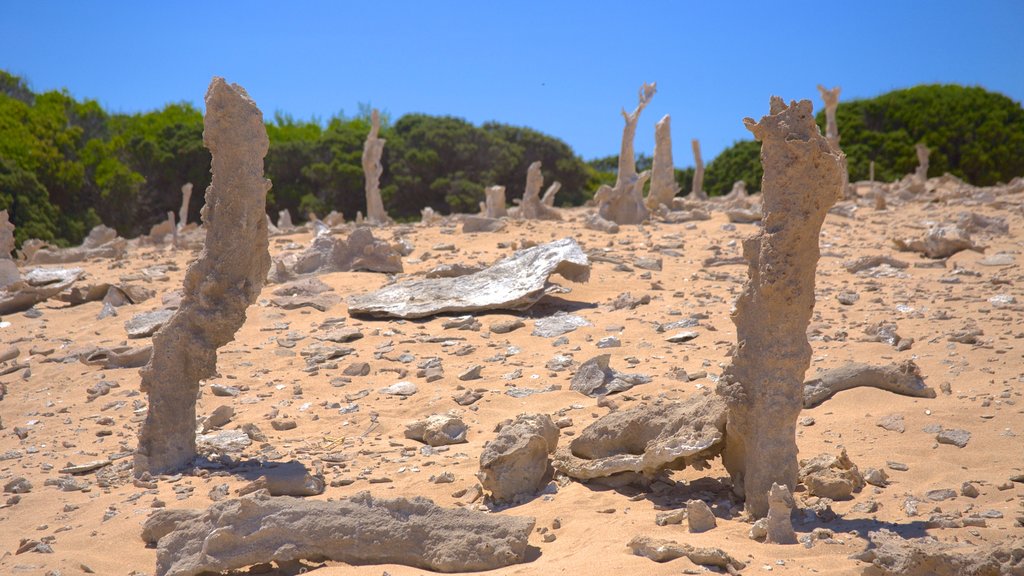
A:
802,361,935,408
405,414,469,447
478,413,559,504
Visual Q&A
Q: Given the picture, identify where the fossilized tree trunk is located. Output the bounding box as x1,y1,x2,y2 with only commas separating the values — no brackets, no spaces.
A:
541,181,561,207
914,143,930,184
716,97,844,518
816,84,841,148
646,114,680,209
596,82,655,224
518,161,561,220
178,183,193,229
135,78,272,475
485,185,507,218
363,109,389,224
690,138,706,200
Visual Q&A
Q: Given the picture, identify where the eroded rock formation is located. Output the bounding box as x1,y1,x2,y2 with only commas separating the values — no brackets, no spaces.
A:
363,108,390,224
646,114,681,209
715,97,845,517
803,361,935,408
516,161,561,220
348,237,589,318
485,185,507,218
142,491,536,575
178,183,193,229
479,413,559,504
690,138,706,200
817,84,841,147
596,82,656,224
134,78,272,475
915,143,930,184
0,210,19,289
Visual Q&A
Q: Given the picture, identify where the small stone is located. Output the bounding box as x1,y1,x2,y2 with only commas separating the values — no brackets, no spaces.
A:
863,468,889,487
270,419,297,431
380,381,418,396
960,482,980,498
343,362,371,377
887,461,909,472
209,384,240,397
936,428,971,448
925,488,957,501
666,331,698,343
655,508,687,526
876,414,905,433
3,477,31,494
458,365,483,381
490,319,525,334
596,336,621,348
686,499,716,533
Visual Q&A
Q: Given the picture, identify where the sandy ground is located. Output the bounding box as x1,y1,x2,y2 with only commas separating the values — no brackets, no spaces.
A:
0,195,1021,576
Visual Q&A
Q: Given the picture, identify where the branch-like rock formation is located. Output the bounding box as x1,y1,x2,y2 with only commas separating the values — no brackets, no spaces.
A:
142,491,536,575
596,82,655,224
363,108,390,224
716,97,845,518
803,360,936,408
479,413,559,504
347,237,589,318
516,161,561,220
178,183,193,229
646,115,681,209
134,78,271,475
690,138,706,200
484,185,507,218
817,84,841,147
289,227,403,275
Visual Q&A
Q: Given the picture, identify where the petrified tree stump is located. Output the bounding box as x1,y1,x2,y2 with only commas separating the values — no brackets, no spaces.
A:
716,97,845,517
134,78,272,475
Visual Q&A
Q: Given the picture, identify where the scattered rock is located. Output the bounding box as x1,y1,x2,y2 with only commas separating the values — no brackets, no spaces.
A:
405,414,468,447
479,413,559,504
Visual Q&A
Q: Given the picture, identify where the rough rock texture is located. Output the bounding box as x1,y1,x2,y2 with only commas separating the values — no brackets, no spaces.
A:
803,361,935,408
798,448,865,500
0,266,83,314
277,208,294,229
765,482,797,544
553,396,727,483
290,227,403,275
516,161,561,220
29,225,127,264
363,108,390,225
0,210,18,289
478,413,559,504
852,529,1022,576
686,499,717,533
690,138,706,200
627,536,745,571
596,82,655,225
462,215,506,233
134,78,272,475
646,115,681,209
716,97,845,518
178,183,193,229
914,143,930,184
541,181,561,207
570,354,651,396
405,413,469,447
348,237,589,318
142,491,536,575
893,223,983,259
817,84,841,147
484,185,507,218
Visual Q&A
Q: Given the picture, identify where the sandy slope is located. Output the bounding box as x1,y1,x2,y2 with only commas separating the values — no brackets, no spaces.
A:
0,197,1021,576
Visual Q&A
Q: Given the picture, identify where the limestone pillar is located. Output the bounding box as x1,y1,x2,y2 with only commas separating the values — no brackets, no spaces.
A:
485,185,507,218
914,143,930,184
716,97,845,518
541,181,561,207
518,161,560,220
0,210,19,289
596,82,655,224
178,183,193,229
363,109,390,224
816,85,841,148
646,114,681,209
690,139,706,200
135,78,272,475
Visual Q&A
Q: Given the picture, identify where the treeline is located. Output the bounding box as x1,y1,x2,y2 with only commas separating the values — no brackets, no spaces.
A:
0,71,592,246
2,72,1022,246
703,84,1024,195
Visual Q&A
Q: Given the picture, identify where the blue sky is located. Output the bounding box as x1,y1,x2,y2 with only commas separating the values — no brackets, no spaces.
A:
2,0,1022,166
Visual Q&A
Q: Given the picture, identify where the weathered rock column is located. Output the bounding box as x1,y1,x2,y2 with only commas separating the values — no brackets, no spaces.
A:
816,84,841,148
716,97,844,517
135,78,272,475
178,183,193,229
690,139,706,200
596,82,655,224
518,161,561,220
485,185,507,218
541,181,561,207
646,114,681,209
363,109,390,224
0,210,19,289
914,143,930,184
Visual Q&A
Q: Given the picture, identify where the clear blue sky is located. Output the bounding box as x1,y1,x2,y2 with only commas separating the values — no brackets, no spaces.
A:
2,0,1022,166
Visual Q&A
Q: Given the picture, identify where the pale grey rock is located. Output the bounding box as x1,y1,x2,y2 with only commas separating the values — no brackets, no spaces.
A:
236,461,325,497
348,238,589,319
479,413,559,504
765,483,797,544
380,381,417,396
362,108,390,224
844,254,910,273
178,183,193,229
627,535,745,571
802,361,935,408
490,318,525,334
876,413,906,433
515,161,561,221
570,354,651,397
277,209,294,229
462,215,505,233
798,448,864,500
0,266,83,314
553,396,727,482
583,213,620,234
541,181,561,207
142,491,535,575
532,310,592,338
125,309,175,339
196,430,252,454
690,138,706,200
405,414,469,447
936,428,971,448
484,185,507,218
291,227,402,275
135,78,272,475
81,345,153,369
29,225,126,264
645,115,681,209
893,223,983,259
817,84,841,147
686,499,716,533
850,528,1022,576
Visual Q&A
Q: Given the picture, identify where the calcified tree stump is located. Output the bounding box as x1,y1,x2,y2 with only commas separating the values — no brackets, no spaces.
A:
363,109,390,225
178,182,193,229
914,143,930,184
716,97,845,518
646,114,681,209
816,85,841,148
135,78,272,475
518,161,561,220
690,138,706,200
485,185,507,218
596,82,655,224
